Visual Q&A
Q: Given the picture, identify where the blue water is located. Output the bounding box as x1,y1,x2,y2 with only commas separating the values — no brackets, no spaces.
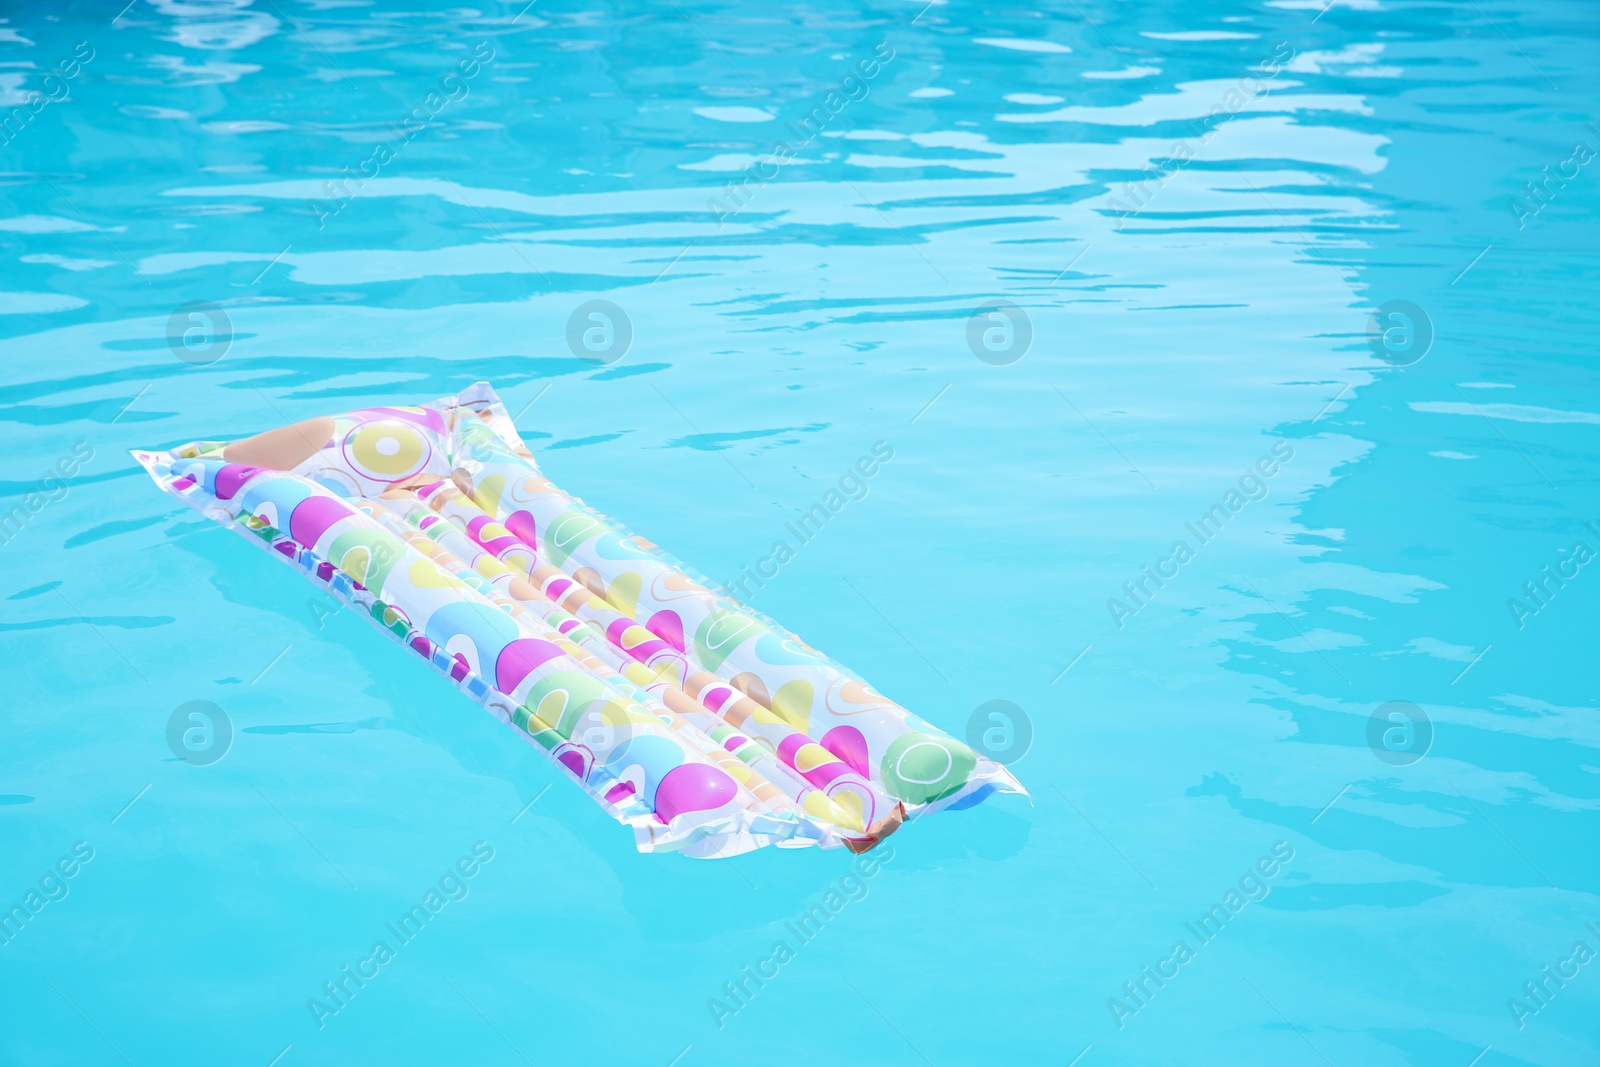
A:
3,1,1598,1064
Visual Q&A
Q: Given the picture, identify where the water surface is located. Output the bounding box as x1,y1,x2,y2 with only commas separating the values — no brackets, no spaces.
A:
2,1,1598,1064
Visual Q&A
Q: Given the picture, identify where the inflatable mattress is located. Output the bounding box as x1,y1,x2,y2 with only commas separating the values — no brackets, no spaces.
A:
134,382,1026,857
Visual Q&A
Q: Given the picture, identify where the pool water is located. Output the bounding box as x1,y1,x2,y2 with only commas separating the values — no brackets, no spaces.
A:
3,2,1598,1065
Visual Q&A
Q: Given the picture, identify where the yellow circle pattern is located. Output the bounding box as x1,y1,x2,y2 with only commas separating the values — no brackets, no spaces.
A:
346,420,428,480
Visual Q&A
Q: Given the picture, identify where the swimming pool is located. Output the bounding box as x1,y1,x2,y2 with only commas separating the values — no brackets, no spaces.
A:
2,1,1596,1064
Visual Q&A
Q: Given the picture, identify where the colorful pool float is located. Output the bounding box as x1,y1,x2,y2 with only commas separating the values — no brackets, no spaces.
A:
134,382,1026,857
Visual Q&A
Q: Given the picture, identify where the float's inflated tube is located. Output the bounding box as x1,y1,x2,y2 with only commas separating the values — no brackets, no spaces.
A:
134,382,1026,857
